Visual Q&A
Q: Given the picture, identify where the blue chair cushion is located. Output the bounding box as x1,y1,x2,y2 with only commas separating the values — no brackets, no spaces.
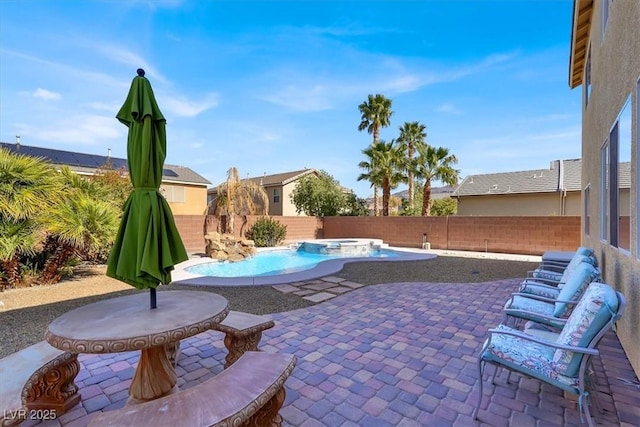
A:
553,263,599,317
553,282,618,377
575,246,595,259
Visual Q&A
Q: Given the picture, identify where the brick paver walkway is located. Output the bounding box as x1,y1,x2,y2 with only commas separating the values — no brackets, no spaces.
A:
24,279,640,426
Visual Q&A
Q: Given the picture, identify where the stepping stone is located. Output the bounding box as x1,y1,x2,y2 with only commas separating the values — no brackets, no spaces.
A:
321,276,345,284
327,286,352,294
304,282,336,291
303,292,336,302
272,284,299,293
341,281,365,289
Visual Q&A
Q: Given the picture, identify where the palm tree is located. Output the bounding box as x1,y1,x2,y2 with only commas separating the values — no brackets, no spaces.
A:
0,148,58,288
358,94,393,216
208,167,269,234
359,140,406,216
413,144,459,216
39,191,119,284
397,121,427,213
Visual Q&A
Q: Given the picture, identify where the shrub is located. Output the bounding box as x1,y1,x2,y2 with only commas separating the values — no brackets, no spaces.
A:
245,217,287,247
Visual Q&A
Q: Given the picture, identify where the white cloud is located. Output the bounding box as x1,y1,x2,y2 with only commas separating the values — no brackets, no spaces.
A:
160,92,219,117
436,103,463,114
32,88,61,101
23,114,123,146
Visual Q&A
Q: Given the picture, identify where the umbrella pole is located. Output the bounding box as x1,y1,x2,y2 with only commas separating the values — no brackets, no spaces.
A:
150,288,157,309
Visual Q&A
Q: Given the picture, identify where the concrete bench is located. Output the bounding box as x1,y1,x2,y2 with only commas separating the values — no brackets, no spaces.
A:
211,311,275,368
89,351,296,427
1,341,80,426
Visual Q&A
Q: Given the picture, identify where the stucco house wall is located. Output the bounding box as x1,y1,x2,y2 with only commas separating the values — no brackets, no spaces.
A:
571,0,640,375
161,184,208,216
457,192,582,216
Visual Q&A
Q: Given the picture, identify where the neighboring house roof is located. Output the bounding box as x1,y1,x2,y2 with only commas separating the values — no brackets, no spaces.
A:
389,185,458,200
569,0,593,88
208,168,318,192
1,142,210,186
453,159,576,197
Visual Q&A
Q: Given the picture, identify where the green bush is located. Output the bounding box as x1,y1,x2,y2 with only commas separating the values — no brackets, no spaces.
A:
245,217,287,247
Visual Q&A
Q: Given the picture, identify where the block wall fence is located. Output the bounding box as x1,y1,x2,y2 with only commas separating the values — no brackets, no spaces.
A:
173,215,581,255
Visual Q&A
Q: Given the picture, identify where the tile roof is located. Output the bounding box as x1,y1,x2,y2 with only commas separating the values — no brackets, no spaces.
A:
0,142,210,186
453,158,630,197
209,168,318,190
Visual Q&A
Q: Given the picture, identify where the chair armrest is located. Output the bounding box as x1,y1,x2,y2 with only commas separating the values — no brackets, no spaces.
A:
523,275,561,286
502,308,568,327
487,328,599,356
519,282,560,292
510,292,578,305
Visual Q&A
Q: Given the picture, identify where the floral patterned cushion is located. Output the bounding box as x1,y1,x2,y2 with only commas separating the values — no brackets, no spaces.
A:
505,295,555,316
483,325,580,390
553,263,600,317
520,283,561,299
553,282,618,377
532,269,563,282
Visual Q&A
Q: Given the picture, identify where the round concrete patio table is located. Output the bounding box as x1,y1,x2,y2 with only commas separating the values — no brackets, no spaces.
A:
45,290,229,403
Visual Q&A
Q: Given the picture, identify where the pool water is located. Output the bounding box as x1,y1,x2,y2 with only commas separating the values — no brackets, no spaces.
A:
185,248,400,278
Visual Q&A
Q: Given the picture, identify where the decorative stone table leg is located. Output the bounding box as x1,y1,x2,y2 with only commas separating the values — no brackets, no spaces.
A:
129,346,177,403
223,332,262,369
24,353,81,415
243,386,286,427
165,341,181,368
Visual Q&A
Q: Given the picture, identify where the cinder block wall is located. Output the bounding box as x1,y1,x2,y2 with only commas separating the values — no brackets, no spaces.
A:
172,215,207,253
323,216,581,255
175,215,581,255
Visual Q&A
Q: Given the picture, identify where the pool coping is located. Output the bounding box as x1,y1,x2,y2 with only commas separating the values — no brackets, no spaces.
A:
171,245,436,287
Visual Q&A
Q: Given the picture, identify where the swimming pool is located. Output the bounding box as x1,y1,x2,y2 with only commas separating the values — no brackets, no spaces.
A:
185,248,400,278
172,239,435,286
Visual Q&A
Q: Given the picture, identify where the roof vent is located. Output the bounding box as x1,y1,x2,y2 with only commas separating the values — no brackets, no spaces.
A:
490,184,498,191
468,176,474,184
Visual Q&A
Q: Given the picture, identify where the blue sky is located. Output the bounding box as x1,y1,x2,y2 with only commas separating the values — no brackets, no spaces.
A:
0,0,581,198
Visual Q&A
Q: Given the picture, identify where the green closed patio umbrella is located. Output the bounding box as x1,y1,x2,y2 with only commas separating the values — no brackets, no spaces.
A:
106,69,188,309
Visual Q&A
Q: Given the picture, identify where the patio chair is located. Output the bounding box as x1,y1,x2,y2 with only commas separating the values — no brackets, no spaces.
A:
519,255,599,299
503,262,600,329
529,248,597,284
473,282,625,427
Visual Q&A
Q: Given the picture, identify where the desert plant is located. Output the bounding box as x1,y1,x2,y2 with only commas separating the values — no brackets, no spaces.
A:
245,217,287,247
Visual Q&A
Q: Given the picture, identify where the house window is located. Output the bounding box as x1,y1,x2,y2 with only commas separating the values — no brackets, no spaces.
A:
609,122,619,248
601,0,611,40
637,79,640,258
160,185,185,203
600,141,609,241
617,96,632,252
585,48,592,107
584,184,591,236
273,188,280,204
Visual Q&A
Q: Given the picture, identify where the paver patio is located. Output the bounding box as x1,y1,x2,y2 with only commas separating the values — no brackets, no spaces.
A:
22,279,640,426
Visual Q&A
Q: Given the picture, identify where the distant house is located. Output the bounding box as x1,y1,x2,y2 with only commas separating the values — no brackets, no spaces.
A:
0,142,211,216
453,159,630,216
368,185,457,215
207,168,320,216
